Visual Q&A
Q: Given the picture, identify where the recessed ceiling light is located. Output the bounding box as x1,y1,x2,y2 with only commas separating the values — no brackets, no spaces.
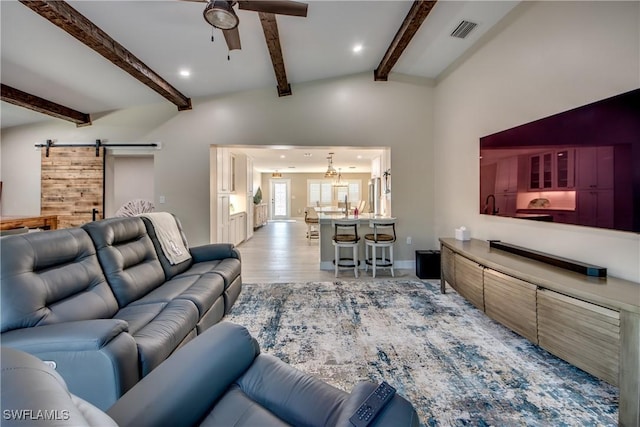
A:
357,155,363,159
280,155,286,159
179,69,191,78
352,44,363,54
304,153,312,157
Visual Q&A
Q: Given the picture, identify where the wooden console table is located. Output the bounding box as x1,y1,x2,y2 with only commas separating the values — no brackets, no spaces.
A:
1,215,58,231
440,237,639,427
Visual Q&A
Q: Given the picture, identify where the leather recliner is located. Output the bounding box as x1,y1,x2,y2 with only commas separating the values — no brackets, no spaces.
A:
1,322,419,427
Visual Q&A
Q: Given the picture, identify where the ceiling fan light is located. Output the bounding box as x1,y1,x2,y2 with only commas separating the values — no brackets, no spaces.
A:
203,0,239,30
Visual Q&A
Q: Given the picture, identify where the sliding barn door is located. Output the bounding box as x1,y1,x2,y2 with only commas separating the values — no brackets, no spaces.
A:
41,147,104,228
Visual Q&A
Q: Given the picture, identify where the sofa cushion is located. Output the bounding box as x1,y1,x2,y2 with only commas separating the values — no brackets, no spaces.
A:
83,217,165,307
200,386,290,427
126,273,225,318
1,228,119,333
174,258,241,290
140,216,193,280
114,299,199,375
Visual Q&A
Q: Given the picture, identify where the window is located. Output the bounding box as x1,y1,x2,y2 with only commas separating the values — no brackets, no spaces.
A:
308,179,361,206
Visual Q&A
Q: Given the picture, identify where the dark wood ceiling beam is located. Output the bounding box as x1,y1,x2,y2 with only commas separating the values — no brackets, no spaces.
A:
258,12,292,97
19,0,192,111
1,84,91,126
374,0,437,81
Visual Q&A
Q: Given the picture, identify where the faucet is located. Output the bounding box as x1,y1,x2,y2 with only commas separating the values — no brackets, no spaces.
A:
485,194,498,215
344,195,349,217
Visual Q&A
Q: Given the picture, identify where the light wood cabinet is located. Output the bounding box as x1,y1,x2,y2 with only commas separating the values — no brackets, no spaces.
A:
453,254,484,311
439,238,640,426
538,288,620,385
254,203,268,229
441,245,455,293
484,269,538,343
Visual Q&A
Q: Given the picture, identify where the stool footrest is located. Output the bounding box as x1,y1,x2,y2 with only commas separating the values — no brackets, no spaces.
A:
365,258,393,267
334,258,360,268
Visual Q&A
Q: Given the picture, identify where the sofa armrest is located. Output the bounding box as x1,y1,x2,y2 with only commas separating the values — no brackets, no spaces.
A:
335,382,420,427
1,320,139,411
107,321,260,427
190,243,240,262
1,347,118,427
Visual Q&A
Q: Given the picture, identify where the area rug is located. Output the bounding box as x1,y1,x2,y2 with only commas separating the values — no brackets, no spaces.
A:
226,280,618,426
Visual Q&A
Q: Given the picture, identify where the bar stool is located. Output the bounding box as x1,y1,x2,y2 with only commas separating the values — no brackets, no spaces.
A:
304,207,319,244
365,218,396,278
332,219,360,278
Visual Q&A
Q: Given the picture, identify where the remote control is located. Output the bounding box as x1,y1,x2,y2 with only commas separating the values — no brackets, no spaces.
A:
349,381,396,427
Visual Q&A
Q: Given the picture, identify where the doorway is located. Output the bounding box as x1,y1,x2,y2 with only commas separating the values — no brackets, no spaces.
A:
270,179,291,219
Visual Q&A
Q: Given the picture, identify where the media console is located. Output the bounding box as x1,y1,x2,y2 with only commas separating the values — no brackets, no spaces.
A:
439,238,639,427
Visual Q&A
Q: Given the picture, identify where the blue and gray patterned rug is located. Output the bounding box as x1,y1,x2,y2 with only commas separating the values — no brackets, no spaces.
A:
226,280,618,426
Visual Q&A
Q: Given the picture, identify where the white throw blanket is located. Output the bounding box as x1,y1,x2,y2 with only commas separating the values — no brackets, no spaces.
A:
140,212,192,265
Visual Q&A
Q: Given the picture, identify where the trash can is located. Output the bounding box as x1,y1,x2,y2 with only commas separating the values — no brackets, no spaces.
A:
415,250,441,279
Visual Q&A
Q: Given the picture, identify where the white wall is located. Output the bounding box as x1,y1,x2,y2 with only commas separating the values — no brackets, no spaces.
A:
1,73,434,263
433,1,640,281
108,155,154,217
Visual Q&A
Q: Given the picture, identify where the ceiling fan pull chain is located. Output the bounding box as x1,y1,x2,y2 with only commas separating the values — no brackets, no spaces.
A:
228,52,231,61
211,27,215,43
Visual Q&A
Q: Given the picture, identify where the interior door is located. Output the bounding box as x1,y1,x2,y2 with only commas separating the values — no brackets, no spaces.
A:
41,146,104,228
270,179,290,219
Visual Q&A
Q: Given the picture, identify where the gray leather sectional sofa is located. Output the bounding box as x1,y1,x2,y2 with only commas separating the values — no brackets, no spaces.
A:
0,215,242,410
2,322,420,427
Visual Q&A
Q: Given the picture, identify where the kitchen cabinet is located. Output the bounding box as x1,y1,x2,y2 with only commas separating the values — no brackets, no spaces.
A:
528,149,574,190
495,193,517,217
555,149,574,188
576,189,614,228
216,147,235,193
229,213,246,246
217,195,230,243
574,147,614,227
246,157,254,240
496,156,519,193
575,146,613,190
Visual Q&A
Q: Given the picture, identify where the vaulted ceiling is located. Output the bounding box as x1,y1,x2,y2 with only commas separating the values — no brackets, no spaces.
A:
1,0,519,129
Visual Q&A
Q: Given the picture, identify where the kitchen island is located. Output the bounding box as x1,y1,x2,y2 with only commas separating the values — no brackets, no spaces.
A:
318,212,394,270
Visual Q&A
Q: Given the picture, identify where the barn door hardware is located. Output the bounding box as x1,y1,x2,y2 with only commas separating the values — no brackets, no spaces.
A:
36,139,158,157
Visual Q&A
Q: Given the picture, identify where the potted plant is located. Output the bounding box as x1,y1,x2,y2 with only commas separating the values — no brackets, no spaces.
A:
253,187,263,205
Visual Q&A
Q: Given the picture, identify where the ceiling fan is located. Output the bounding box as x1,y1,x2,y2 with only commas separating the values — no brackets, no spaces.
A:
183,0,308,51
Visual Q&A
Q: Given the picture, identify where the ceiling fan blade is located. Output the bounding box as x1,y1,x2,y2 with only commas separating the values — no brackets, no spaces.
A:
223,27,242,50
177,0,207,3
238,1,308,17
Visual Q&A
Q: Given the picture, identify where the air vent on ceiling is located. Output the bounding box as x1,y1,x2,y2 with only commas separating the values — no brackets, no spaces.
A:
450,20,478,39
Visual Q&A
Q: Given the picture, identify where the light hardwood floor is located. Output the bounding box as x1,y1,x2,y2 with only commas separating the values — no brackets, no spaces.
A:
237,219,417,283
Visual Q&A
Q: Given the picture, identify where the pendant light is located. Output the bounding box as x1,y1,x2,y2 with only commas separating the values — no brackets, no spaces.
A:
324,153,337,178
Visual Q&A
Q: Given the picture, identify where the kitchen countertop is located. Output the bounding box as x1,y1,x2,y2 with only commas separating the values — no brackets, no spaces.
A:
317,212,392,224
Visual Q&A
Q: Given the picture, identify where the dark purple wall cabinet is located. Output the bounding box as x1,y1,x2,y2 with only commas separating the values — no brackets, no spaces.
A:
480,88,640,233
